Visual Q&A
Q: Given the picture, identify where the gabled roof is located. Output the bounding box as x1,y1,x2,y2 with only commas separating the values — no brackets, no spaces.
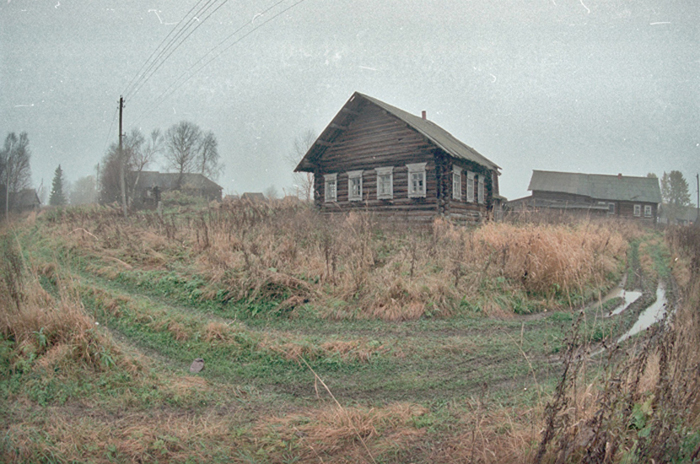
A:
133,171,222,191
241,192,266,201
295,92,500,172
528,170,662,203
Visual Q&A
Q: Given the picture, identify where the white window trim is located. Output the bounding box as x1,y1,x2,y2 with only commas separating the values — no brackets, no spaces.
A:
375,166,393,200
407,162,427,198
644,205,652,218
452,166,462,200
347,170,363,201
466,171,475,203
633,204,641,217
477,174,485,204
324,173,337,202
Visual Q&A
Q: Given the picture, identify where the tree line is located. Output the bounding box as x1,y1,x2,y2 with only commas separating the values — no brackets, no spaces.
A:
0,132,32,217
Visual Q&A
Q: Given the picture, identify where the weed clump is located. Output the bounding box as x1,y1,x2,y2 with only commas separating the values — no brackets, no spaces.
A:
533,225,700,463
0,231,131,375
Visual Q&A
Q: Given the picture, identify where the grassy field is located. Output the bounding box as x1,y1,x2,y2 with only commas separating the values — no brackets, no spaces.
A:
1,202,697,463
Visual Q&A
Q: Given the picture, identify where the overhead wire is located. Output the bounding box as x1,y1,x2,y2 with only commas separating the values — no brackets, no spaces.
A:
122,0,209,99
125,0,230,100
135,0,308,124
101,103,119,155
136,0,287,119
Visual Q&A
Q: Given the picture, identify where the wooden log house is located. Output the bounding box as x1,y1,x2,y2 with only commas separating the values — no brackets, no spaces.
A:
294,92,502,223
508,170,662,223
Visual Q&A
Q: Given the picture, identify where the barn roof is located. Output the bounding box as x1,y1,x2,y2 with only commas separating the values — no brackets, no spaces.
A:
295,92,500,172
134,172,222,191
528,170,662,203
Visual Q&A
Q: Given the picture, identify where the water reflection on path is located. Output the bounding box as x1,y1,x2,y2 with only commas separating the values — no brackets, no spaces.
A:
605,287,643,316
617,285,667,343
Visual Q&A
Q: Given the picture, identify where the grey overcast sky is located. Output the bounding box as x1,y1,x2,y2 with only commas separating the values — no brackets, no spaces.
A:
1,0,698,201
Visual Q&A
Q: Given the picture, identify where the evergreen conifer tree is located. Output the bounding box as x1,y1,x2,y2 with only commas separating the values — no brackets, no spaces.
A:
49,165,67,206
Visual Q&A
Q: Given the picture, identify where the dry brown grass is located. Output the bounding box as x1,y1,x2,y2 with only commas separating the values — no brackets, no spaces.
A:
3,407,232,463
533,226,700,463
32,203,629,321
0,238,129,373
255,402,429,463
429,403,541,463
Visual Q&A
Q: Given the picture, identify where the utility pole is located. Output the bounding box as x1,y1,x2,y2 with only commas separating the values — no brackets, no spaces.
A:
695,174,700,226
118,96,128,218
4,137,15,220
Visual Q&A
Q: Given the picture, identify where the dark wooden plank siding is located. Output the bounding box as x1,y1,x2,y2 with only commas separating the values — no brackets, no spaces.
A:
443,158,495,222
314,103,439,219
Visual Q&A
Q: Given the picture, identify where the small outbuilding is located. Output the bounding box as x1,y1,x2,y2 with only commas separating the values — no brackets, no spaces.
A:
294,92,502,223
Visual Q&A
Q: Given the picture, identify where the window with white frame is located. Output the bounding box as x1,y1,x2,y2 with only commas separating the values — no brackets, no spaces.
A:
477,174,485,204
347,170,363,201
452,166,462,200
466,171,475,203
376,166,393,200
633,204,641,217
644,205,652,218
324,173,337,202
407,162,427,198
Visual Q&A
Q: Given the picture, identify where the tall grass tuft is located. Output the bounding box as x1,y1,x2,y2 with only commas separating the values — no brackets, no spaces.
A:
534,225,700,463
0,230,128,373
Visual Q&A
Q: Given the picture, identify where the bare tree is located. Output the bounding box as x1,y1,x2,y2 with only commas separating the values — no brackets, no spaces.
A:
165,121,202,187
286,129,317,201
99,128,156,205
197,130,222,180
264,184,279,200
129,128,162,201
1,132,32,217
69,175,97,205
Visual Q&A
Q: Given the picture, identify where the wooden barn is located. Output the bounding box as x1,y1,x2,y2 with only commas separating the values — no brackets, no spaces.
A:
294,92,502,223
131,171,222,207
508,170,662,222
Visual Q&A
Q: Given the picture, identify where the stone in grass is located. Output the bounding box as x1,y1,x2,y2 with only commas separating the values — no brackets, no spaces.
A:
189,358,205,374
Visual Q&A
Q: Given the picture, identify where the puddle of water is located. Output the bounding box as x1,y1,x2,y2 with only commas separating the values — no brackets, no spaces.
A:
608,289,643,316
617,285,667,344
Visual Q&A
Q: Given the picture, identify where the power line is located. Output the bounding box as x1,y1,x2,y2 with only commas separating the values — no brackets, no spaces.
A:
123,0,216,99
122,0,209,98
125,0,229,100
126,0,225,99
101,104,119,155
137,0,287,115
136,0,308,124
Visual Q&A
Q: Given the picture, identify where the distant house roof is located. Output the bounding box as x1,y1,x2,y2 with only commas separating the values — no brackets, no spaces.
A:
241,192,266,201
295,92,500,172
528,170,662,203
13,188,40,210
133,171,222,191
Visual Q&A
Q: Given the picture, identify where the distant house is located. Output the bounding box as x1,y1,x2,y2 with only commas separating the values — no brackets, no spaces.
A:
658,204,699,226
0,187,41,214
294,92,502,223
131,171,222,206
14,189,41,211
240,192,266,202
508,171,662,222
